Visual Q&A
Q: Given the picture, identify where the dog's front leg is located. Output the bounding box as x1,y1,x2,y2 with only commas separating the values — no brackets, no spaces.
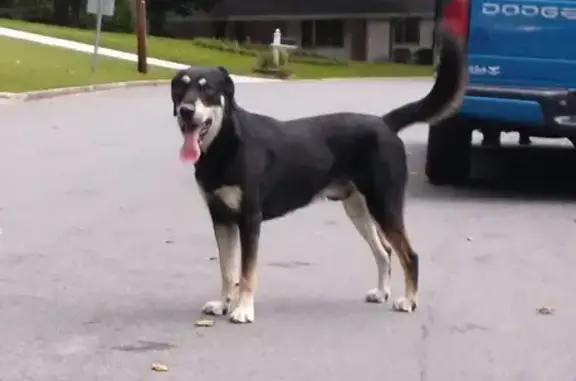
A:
202,223,239,316
229,211,261,324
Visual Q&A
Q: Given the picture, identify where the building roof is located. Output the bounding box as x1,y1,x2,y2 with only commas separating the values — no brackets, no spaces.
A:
209,0,435,18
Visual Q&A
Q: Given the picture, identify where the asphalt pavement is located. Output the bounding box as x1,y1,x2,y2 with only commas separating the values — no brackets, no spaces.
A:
1,79,576,381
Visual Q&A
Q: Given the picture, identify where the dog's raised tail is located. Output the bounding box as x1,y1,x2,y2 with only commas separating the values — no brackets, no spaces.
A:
382,27,468,134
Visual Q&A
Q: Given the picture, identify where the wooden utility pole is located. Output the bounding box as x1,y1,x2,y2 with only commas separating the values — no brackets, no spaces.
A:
135,0,148,73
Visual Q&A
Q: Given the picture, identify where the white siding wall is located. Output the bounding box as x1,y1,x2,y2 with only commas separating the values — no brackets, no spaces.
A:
240,17,434,61
419,19,435,48
366,20,391,61
366,18,435,61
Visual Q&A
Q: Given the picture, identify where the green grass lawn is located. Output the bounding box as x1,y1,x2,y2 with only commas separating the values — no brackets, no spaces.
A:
0,18,433,79
0,36,175,92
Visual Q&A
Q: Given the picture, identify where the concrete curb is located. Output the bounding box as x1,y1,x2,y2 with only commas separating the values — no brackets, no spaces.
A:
290,76,434,83
0,79,170,103
0,76,435,104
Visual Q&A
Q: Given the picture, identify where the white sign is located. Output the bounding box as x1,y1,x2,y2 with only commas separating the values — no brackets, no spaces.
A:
88,0,114,71
87,0,115,17
469,64,501,76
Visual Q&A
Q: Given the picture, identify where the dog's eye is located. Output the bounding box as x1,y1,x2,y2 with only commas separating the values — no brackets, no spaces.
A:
197,80,214,93
202,85,218,99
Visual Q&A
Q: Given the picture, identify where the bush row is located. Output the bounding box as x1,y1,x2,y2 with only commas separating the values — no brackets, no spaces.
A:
391,47,435,66
192,37,348,67
0,0,136,32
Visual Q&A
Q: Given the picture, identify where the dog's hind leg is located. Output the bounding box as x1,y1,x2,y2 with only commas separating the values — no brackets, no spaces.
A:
365,193,419,312
202,223,239,316
383,229,418,312
343,192,392,304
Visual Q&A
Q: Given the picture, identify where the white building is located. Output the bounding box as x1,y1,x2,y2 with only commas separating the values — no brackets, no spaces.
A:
165,0,437,62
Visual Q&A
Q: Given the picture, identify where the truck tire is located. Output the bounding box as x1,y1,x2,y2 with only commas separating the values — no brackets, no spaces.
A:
425,117,473,185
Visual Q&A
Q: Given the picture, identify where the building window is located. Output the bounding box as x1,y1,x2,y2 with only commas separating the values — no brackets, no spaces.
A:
392,17,420,44
301,19,345,48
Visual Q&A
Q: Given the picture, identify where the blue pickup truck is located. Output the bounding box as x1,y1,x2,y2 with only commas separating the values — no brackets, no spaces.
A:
426,0,576,185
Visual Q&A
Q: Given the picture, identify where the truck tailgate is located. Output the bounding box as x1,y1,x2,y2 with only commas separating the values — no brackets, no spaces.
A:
468,0,576,88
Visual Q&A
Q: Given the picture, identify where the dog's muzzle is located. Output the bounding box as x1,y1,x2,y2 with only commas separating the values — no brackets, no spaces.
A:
177,105,213,138
177,104,213,164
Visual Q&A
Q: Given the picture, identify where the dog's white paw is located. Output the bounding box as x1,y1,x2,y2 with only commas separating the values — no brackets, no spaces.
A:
202,300,228,316
365,288,390,304
229,304,255,324
392,297,417,312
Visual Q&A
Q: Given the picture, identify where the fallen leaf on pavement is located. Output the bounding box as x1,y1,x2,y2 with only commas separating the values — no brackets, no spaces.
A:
151,363,168,372
195,318,215,327
536,306,555,315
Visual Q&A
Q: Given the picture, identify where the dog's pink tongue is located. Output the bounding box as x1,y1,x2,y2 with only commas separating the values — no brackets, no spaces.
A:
180,132,201,163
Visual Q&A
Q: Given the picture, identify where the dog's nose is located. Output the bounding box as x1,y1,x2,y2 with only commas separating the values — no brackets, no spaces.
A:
178,105,195,121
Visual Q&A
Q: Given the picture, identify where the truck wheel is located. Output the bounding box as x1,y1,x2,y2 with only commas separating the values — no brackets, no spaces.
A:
425,117,473,185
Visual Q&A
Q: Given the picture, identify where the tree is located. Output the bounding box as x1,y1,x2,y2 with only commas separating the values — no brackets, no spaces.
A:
147,0,220,36
53,0,85,26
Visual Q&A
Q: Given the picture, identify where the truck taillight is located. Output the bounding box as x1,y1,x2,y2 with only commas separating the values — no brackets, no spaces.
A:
442,0,469,39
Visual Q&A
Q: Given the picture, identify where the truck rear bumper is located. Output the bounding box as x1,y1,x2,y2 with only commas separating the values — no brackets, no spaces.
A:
458,85,576,135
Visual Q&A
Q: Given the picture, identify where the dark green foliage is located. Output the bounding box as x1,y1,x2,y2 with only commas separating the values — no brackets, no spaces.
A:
192,37,349,67
1,0,220,35
147,0,220,35
0,0,54,22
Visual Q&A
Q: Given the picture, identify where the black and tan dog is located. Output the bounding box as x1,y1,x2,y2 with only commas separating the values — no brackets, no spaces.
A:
170,28,467,324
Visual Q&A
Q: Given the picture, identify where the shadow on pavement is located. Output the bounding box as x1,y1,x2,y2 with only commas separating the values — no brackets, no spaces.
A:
406,142,576,203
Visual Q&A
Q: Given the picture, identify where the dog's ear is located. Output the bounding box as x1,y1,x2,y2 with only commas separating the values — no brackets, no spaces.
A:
217,66,235,99
170,70,191,116
171,80,178,117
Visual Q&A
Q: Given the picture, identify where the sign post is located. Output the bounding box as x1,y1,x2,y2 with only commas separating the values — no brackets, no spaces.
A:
87,0,115,72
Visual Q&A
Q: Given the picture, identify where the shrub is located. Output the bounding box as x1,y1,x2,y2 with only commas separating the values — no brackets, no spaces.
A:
255,50,289,69
252,66,293,79
192,37,348,66
102,0,135,33
0,0,53,22
192,38,256,57
292,55,347,66
253,50,292,79
392,48,413,64
413,48,434,65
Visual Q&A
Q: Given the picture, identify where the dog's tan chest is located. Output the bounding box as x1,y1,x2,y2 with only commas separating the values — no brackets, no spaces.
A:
197,183,243,212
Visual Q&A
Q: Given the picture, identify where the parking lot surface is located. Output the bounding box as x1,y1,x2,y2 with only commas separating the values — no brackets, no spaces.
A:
1,79,576,381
